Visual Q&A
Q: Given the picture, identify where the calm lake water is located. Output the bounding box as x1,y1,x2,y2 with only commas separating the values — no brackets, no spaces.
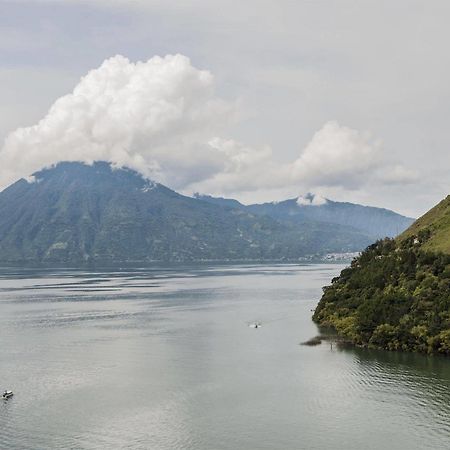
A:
0,264,449,450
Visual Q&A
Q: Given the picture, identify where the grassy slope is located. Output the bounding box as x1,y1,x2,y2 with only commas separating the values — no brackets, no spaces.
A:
399,195,450,254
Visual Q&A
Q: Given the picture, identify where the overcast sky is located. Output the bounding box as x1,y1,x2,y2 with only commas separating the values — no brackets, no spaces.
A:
1,0,449,217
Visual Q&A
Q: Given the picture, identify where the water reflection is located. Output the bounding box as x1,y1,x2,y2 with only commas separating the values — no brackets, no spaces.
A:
0,264,448,450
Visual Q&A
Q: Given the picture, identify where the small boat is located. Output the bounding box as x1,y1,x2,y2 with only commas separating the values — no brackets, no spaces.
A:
2,390,13,399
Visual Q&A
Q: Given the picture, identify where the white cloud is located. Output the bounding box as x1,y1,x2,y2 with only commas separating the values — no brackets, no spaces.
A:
0,54,233,189
297,194,327,206
188,120,409,197
291,121,381,188
0,54,416,205
0,1,447,216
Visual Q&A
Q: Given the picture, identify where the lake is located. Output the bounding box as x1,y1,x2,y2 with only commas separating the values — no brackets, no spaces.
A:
0,264,449,449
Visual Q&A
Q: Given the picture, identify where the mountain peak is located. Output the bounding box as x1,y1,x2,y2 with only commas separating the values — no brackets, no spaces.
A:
0,161,373,264
28,161,150,185
0,161,416,264
195,192,413,240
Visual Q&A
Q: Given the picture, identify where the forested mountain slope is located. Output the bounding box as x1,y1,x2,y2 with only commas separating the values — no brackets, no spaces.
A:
313,196,450,355
0,162,372,264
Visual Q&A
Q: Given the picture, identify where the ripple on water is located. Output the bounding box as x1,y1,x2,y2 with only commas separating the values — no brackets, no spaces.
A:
0,265,449,450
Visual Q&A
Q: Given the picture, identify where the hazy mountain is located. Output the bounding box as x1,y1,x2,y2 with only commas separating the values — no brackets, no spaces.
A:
313,195,450,355
0,162,373,264
195,193,414,240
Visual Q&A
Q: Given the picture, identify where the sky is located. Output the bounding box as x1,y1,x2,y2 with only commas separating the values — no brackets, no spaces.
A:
0,0,449,217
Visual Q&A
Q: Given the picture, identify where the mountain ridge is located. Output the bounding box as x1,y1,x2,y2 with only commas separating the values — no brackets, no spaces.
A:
195,193,414,240
0,161,374,265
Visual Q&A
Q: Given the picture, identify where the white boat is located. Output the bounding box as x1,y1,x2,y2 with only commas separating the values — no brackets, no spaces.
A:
2,390,13,399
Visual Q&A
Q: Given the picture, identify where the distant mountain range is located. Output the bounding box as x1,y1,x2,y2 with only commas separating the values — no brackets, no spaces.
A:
0,161,413,265
195,193,414,241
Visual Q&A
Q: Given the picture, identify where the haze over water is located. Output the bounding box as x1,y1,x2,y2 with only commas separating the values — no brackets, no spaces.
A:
0,264,449,450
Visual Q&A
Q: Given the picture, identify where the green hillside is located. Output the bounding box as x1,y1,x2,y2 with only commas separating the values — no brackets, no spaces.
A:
313,195,450,355
399,195,450,254
0,162,372,264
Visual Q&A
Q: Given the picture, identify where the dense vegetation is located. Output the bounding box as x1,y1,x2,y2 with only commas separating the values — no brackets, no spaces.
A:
0,161,373,264
313,233,450,355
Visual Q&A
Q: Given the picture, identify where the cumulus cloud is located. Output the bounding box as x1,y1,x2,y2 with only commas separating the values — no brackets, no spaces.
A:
291,121,381,188
188,121,411,196
0,54,417,201
0,54,233,189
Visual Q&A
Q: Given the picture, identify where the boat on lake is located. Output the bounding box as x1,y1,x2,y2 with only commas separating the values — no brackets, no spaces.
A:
2,390,13,399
